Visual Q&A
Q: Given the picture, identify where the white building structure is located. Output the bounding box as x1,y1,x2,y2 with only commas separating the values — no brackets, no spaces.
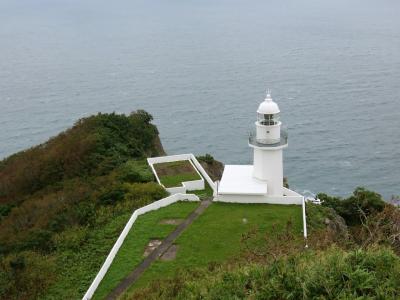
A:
216,91,303,204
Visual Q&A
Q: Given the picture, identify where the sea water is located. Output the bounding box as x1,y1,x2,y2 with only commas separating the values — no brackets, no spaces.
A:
0,0,399,198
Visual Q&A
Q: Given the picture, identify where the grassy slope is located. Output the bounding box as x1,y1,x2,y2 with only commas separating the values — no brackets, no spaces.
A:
0,111,167,300
92,202,199,300
42,211,133,299
129,247,400,300
123,203,302,296
153,161,201,188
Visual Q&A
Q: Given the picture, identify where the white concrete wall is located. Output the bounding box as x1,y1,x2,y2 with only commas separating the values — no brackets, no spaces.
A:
282,187,301,197
165,179,204,194
182,179,204,191
82,193,200,300
148,155,204,192
166,186,186,194
215,187,302,205
147,154,217,196
189,154,218,196
253,148,283,196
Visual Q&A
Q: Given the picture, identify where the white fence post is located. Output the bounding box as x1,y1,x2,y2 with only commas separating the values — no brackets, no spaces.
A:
302,196,308,248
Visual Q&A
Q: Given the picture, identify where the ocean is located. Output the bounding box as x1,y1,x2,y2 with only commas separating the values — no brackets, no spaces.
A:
0,0,399,198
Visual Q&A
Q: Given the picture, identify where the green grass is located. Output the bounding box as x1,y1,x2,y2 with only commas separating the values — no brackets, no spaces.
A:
190,181,214,200
123,202,302,296
91,201,199,300
42,210,134,300
159,173,201,188
153,161,201,188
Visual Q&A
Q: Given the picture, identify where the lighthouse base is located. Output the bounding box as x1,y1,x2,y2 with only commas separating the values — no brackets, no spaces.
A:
216,165,302,205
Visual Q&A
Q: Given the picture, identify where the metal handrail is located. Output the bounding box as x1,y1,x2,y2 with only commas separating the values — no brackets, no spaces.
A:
249,129,288,147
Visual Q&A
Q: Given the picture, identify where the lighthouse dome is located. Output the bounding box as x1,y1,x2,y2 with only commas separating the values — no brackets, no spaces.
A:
257,92,280,114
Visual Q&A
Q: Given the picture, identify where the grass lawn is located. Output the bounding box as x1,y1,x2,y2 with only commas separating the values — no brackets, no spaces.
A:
91,201,199,300
191,181,214,200
122,202,302,297
153,161,201,188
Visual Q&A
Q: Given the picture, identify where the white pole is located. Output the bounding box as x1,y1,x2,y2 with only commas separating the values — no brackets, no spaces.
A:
302,196,308,248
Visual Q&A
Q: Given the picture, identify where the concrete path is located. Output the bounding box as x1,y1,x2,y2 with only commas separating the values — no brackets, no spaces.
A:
105,199,212,300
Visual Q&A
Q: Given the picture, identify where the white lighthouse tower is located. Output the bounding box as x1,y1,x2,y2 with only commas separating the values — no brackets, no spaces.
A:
249,91,288,196
217,89,301,204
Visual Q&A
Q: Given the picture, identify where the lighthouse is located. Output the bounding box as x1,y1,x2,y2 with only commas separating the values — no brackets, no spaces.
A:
249,91,288,196
217,89,300,204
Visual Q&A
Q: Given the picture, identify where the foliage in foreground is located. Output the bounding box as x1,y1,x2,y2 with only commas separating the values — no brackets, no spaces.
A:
128,187,400,300
131,245,400,300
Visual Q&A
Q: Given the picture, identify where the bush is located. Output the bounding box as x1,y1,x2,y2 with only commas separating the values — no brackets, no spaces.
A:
356,204,400,254
117,160,154,183
0,251,56,299
319,187,386,226
74,201,96,226
131,246,400,300
53,226,88,251
0,111,161,205
20,230,54,254
123,182,168,205
0,111,168,299
0,204,13,221
98,185,126,205
197,154,214,164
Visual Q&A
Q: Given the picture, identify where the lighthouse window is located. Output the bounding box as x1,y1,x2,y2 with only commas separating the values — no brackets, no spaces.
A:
258,113,280,125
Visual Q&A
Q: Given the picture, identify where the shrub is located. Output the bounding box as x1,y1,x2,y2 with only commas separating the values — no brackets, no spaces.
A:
74,201,96,226
0,251,56,299
197,154,214,164
0,204,13,221
131,246,400,300
0,111,168,299
356,204,400,254
20,230,54,254
319,187,386,226
117,160,154,183
53,226,88,251
0,111,161,205
98,185,126,205
123,182,168,205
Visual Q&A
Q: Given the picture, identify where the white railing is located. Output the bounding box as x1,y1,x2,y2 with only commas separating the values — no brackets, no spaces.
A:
82,193,200,300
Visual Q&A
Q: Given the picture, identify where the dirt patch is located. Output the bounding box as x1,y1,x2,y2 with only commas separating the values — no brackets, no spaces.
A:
159,219,184,225
153,160,197,177
143,239,162,257
199,159,224,181
160,245,179,261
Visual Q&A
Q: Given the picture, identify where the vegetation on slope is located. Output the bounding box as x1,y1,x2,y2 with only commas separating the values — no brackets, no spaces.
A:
0,108,398,300
196,154,224,181
126,187,400,300
0,111,167,299
130,246,400,300
122,203,302,297
92,201,199,300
